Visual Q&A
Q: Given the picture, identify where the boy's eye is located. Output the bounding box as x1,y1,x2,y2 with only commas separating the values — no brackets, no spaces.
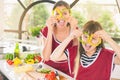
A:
92,36,99,40
92,37,96,40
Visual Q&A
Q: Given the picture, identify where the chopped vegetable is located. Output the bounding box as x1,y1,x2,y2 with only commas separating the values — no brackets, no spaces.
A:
5,53,13,60
13,57,22,66
7,60,14,65
26,59,34,64
45,71,56,80
26,54,35,60
24,54,42,64
34,55,42,63
36,68,51,73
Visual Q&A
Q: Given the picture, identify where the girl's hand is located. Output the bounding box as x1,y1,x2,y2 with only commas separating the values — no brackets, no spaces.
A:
46,16,57,32
70,28,82,39
67,16,78,29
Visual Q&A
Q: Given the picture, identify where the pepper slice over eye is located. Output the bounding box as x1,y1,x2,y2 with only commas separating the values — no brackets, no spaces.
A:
80,32,102,47
52,8,68,20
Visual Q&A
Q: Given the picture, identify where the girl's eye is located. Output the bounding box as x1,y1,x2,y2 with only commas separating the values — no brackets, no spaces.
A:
63,12,67,15
55,13,59,15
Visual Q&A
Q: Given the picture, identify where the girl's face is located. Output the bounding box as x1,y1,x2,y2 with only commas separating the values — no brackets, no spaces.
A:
53,6,70,27
81,33,101,53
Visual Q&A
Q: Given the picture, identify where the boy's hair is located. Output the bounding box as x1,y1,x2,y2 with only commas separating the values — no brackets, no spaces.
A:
83,20,103,35
80,20,105,54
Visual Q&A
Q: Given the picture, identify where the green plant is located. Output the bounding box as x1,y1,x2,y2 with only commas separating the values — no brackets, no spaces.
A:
28,25,43,37
72,10,87,27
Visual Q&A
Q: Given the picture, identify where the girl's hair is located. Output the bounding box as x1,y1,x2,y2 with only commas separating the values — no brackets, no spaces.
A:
53,0,71,13
53,0,71,27
80,20,105,54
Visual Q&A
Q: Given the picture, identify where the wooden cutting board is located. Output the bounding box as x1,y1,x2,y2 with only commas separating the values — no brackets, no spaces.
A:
22,71,68,80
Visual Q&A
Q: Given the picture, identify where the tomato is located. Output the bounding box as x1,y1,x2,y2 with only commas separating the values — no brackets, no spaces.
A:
45,71,56,80
45,74,51,80
34,55,42,63
7,60,14,65
50,71,56,78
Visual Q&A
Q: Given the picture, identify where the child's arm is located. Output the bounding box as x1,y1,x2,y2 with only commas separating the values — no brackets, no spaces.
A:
95,30,120,65
50,29,82,61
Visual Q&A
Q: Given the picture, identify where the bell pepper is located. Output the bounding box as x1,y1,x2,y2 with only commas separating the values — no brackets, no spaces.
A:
26,59,34,64
34,55,42,63
13,57,22,66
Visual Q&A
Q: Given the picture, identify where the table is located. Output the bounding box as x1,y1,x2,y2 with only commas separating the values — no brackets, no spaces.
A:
0,60,120,80
0,60,74,80
111,65,120,79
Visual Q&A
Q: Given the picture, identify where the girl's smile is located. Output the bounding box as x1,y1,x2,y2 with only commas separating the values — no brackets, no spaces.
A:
53,6,70,27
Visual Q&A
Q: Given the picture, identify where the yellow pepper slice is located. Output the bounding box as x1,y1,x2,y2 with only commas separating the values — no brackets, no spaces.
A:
13,57,22,66
26,59,34,64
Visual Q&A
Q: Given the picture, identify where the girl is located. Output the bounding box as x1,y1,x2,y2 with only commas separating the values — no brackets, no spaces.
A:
40,0,79,76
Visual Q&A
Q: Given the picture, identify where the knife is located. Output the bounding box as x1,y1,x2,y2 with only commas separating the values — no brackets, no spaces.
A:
55,71,60,80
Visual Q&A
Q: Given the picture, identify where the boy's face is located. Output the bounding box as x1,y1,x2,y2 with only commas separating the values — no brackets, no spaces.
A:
81,33,101,52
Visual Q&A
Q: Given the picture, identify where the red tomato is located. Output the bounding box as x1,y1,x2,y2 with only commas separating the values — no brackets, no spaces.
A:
7,60,14,65
45,72,56,80
45,74,51,80
50,71,56,78
45,71,55,80
34,55,42,63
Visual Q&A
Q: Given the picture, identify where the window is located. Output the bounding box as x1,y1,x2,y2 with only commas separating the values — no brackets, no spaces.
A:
0,0,120,43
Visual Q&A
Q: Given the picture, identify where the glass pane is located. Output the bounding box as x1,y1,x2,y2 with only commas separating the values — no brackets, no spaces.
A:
3,0,24,30
71,0,120,40
22,3,54,40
